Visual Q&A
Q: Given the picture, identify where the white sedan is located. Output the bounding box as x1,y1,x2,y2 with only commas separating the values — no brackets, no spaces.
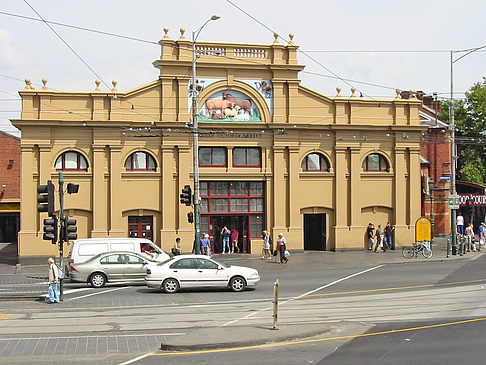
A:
145,255,260,293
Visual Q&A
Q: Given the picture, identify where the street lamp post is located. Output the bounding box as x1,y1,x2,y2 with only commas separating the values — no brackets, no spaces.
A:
191,15,220,254
449,45,486,250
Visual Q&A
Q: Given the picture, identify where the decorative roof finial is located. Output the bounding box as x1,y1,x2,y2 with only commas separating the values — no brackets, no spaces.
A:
336,86,342,97
273,33,279,44
95,79,101,91
395,89,401,99
24,78,32,90
42,78,48,90
179,28,186,39
289,33,295,45
112,80,118,92
163,27,169,39
351,87,357,97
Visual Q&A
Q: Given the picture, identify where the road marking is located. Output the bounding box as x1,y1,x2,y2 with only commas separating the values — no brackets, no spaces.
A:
0,332,186,341
117,352,154,365
65,286,129,301
0,314,10,319
305,278,486,298
220,265,383,327
150,317,486,357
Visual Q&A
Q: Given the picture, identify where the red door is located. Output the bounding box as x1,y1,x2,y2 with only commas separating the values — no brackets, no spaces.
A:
128,216,153,241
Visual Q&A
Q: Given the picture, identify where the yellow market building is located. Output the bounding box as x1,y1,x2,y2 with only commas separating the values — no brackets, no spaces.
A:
12,31,425,261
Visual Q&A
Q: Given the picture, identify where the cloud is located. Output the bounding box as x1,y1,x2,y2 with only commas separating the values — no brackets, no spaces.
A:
0,29,24,67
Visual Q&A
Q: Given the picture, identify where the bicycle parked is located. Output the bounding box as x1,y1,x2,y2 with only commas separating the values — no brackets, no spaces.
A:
402,241,432,259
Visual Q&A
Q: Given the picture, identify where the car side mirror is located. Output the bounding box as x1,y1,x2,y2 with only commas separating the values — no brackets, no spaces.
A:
143,261,148,265
218,265,224,270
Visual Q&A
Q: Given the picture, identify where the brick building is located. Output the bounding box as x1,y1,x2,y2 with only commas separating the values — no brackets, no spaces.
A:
0,131,21,243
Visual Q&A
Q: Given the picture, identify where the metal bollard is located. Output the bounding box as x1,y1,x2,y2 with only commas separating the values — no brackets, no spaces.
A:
272,279,279,330
447,238,450,258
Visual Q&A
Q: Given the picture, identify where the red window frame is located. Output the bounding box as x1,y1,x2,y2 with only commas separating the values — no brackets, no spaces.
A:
301,153,329,171
362,153,389,172
200,182,264,213
55,151,88,171
199,147,227,167
125,152,156,171
233,147,261,167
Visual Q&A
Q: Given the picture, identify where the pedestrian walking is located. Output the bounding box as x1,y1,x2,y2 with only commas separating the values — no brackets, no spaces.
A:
221,226,231,254
384,221,395,250
277,232,288,264
466,223,475,251
261,230,272,260
456,213,464,235
201,234,211,256
367,223,375,251
479,223,485,250
47,257,60,304
374,224,383,252
231,228,239,253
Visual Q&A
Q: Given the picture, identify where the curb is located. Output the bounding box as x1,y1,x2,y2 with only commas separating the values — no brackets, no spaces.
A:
159,325,333,352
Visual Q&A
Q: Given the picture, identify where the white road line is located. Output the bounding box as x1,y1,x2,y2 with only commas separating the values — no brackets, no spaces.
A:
220,264,384,327
0,333,186,341
117,352,154,365
65,286,129,301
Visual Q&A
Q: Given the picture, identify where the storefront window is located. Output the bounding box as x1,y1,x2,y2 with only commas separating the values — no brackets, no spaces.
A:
250,216,263,236
210,198,229,212
250,182,263,195
231,198,248,211
230,182,248,195
210,182,228,195
250,198,263,212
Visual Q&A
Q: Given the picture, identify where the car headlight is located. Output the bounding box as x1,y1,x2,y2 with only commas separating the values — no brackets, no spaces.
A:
249,272,260,278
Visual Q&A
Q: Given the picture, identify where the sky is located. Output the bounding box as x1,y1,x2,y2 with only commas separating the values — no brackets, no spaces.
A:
1,0,485,137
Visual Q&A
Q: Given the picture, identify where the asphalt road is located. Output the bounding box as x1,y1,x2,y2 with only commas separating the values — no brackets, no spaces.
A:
1,251,486,364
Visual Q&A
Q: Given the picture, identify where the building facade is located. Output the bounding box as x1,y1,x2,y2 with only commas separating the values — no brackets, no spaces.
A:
0,131,21,244
12,31,425,260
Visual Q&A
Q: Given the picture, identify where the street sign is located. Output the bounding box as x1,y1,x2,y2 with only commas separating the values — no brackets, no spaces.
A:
415,217,432,242
440,176,451,181
449,195,460,210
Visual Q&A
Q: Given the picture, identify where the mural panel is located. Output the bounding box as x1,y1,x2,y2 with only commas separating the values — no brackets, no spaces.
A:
199,90,262,123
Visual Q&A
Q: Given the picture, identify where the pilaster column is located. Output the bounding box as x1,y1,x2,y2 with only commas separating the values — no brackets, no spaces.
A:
272,146,286,231
288,146,300,229
109,145,124,236
91,145,108,236
18,145,36,257
350,147,361,226
334,147,348,227
394,147,406,227
408,147,421,225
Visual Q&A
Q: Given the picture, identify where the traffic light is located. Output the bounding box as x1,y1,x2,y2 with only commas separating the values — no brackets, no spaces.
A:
180,185,192,206
466,198,474,216
62,216,78,242
187,212,194,223
43,216,58,244
37,180,55,215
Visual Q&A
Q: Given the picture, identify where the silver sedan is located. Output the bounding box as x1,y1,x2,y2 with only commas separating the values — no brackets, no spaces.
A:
69,251,158,288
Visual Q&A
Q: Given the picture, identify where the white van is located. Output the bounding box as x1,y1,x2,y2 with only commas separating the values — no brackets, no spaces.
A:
68,238,170,268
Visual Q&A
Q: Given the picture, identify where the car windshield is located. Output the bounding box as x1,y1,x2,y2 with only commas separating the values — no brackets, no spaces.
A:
210,258,230,268
158,257,174,266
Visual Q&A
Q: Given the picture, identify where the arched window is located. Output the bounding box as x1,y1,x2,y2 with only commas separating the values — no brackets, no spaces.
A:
362,153,389,172
55,151,88,171
124,152,156,171
301,153,329,171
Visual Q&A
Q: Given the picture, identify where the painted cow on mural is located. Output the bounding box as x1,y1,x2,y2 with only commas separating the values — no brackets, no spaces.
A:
205,99,234,117
222,93,252,116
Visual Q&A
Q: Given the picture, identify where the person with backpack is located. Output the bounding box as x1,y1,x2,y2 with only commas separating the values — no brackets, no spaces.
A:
47,257,60,304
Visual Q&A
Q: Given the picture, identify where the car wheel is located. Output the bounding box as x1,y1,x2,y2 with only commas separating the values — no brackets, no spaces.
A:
162,278,180,293
90,273,107,288
229,276,246,292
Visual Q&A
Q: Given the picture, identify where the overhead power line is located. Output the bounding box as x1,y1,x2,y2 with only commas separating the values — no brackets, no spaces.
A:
0,10,158,44
23,0,112,91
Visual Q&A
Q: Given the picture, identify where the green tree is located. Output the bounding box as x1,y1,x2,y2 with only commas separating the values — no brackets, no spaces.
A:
439,77,486,184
